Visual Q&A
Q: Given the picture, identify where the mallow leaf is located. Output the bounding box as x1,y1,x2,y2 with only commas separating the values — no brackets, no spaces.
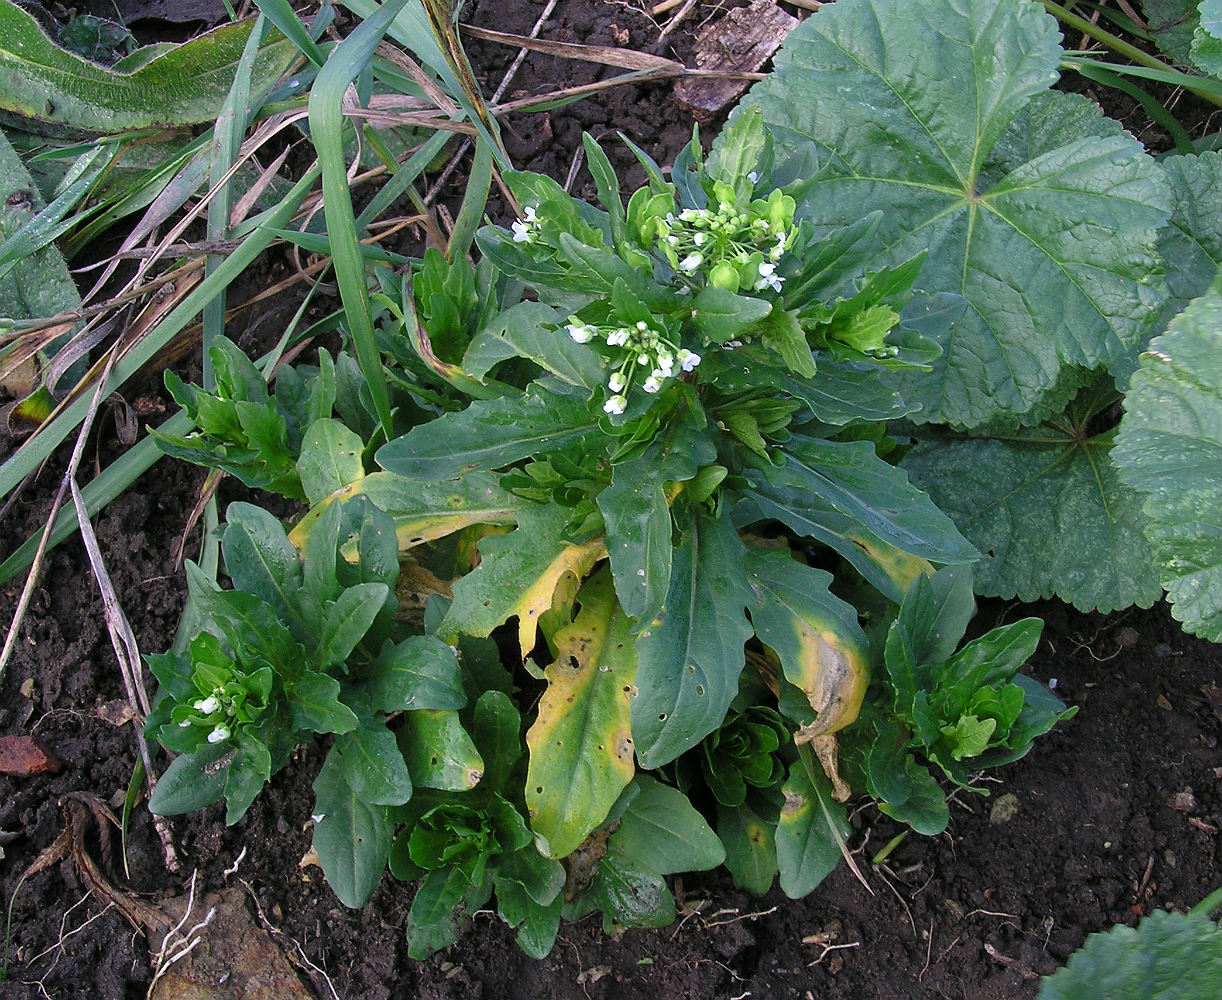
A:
1037,907,1222,1000
1157,152,1222,328
745,0,1170,427
1113,270,1222,640
902,382,1161,612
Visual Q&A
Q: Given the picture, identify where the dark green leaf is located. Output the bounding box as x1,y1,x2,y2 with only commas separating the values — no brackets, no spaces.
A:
361,636,466,713
775,759,848,898
296,418,365,506
605,775,725,875
376,384,600,480
313,583,389,671
220,502,302,623
398,711,484,791
631,506,755,768
289,672,359,736
718,803,778,896
312,763,395,908
322,721,413,807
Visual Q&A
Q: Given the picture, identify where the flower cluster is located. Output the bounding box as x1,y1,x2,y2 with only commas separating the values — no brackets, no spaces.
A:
655,188,796,295
566,317,700,414
170,639,271,746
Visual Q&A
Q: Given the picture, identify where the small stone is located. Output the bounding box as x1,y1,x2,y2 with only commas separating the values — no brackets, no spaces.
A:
1170,790,1197,812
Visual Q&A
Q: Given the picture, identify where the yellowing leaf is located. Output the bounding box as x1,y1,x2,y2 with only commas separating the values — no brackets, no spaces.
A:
440,504,605,658
525,570,637,859
746,546,870,740
846,533,934,596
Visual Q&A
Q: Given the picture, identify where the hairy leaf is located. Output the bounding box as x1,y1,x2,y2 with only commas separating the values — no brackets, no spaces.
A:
1114,271,1222,639
1038,908,1222,1000
746,0,1170,427
902,385,1161,612
0,4,297,135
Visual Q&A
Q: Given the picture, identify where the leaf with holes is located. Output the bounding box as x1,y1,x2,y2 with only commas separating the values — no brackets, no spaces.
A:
525,569,638,859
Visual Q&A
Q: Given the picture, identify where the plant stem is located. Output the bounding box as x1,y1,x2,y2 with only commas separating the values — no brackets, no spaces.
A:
1042,0,1175,73
1043,0,1222,108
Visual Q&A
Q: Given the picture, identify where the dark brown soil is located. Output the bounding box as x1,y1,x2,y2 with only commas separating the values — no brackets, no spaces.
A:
2,3,1220,999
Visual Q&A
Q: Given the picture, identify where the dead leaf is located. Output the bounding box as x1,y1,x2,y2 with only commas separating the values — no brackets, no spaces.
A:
0,733,61,776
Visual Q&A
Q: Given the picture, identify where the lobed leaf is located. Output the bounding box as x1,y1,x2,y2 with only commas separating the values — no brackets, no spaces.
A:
1113,269,1222,639
746,0,1170,427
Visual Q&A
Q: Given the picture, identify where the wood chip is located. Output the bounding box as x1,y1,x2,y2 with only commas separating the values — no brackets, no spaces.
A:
674,0,798,121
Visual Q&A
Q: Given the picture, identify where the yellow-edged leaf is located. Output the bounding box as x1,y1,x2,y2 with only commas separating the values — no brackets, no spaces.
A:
525,569,637,859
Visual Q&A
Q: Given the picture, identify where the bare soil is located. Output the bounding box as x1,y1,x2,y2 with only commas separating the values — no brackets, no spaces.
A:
1,2,1220,998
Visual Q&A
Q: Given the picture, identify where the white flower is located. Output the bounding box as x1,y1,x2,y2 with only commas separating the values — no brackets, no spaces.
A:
567,323,595,343
679,209,697,222
636,321,650,331
747,171,759,183
604,394,628,415
655,353,675,377
511,205,539,243
677,348,701,371
178,720,192,728
770,232,787,260
755,260,784,292
636,353,650,365
193,696,220,715
725,340,743,349
679,253,703,273
608,371,627,393
643,375,663,393
606,327,630,347
207,725,231,744
693,232,706,246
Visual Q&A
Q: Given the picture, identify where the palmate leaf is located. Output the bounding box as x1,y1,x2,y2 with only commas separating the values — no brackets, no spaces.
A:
1114,270,1222,639
1158,152,1222,327
630,505,756,768
901,382,1161,612
1038,908,1222,1000
525,569,637,859
745,0,1170,428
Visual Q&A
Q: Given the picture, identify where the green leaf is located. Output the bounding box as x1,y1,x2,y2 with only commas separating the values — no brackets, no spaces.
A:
376,384,600,480
312,583,389,671
323,721,413,807
147,741,231,816
406,867,491,959
296,418,366,507
1114,270,1222,639
775,758,848,898
312,758,395,908
605,775,725,875
586,854,675,932
1037,908,1222,1000
398,710,485,791
289,672,359,736
688,285,774,345
757,305,816,377
1193,0,1222,75
718,803,778,895
741,435,976,591
470,691,522,791
631,505,755,768
525,570,638,859
598,427,712,627
220,502,302,624
749,0,1170,427
902,385,1162,612
361,636,466,713
0,3,297,134
1144,0,1201,65
462,300,604,390
1157,153,1222,327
